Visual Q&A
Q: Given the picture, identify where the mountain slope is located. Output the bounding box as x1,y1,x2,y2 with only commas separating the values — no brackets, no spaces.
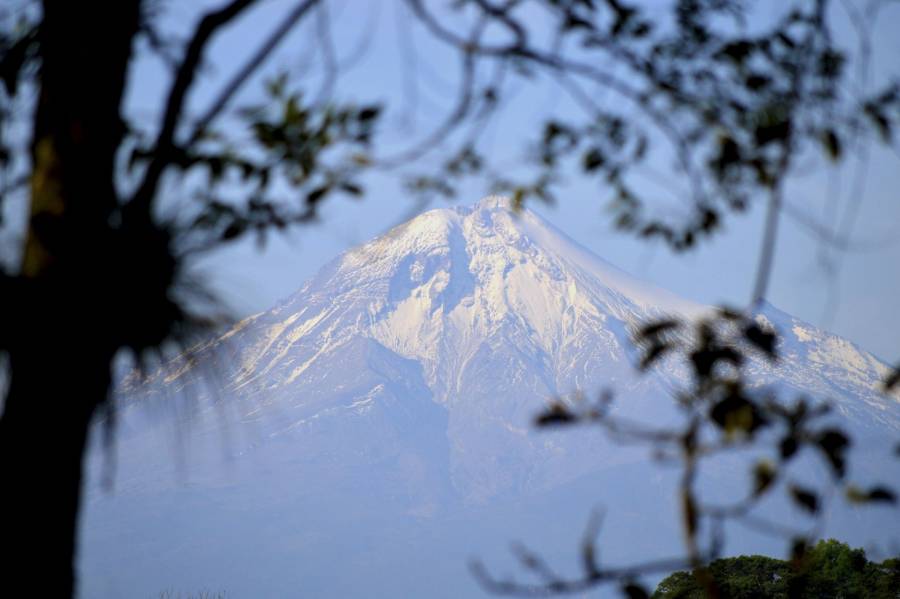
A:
82,196,900,598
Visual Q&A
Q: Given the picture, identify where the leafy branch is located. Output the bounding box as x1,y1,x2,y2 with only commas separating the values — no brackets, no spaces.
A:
475,308,897,596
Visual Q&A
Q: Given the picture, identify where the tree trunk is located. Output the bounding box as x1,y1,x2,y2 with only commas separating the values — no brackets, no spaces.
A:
0,2,141,596
0,343,113,597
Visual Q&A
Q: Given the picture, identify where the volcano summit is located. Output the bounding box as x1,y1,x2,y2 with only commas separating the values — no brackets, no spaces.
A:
80,197,900,598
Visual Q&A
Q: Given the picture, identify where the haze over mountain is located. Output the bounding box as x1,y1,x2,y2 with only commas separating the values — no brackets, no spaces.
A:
78,197,900,598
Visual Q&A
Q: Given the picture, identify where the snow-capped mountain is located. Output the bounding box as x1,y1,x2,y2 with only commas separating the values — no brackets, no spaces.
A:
80,196,900,598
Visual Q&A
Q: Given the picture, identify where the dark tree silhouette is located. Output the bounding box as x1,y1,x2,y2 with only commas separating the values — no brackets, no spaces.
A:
1,0,899,597
653,539,900,598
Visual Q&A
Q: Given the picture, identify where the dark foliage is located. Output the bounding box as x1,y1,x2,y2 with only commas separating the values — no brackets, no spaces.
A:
653,539,900,599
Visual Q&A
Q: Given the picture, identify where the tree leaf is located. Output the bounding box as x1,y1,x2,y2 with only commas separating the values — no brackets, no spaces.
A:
883,366,900,392
744,323,777,358
780,435,798,460
846,485,896,504
583,147,606,172
221,220,246,241
639,342,670,371
867,486,897,503
339,182,363,196
819,129,842,161
535,402,576,427
621,582,650,599
753,460,776,496
358,105,381,122
865,104,892,142
815,429,850,479
789,485,819,514
710,392,766,436
305,185,330,206
637,319,680,340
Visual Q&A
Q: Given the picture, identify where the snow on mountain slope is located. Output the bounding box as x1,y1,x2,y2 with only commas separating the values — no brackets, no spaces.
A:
747,301,900,427
198,196,697,401
83,196,900,598
116,195,900,498
137,194,897,423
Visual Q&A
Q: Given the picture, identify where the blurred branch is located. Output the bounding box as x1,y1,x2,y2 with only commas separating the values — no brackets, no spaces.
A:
374,12,485,168
478,306,896,596
131,0,261,214
471,552,697,597
312,0,338,107
190,0,322,142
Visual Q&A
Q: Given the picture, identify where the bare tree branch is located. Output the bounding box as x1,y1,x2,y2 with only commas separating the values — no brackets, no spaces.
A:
190,0,322,142
131,0,261,214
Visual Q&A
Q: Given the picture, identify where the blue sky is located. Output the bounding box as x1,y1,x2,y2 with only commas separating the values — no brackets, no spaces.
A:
125,0,900,361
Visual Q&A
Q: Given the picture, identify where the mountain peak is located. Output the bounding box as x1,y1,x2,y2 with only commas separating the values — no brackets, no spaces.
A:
243,197,715,409
143,196,900,429
472,194,516,212
96,197,900,599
